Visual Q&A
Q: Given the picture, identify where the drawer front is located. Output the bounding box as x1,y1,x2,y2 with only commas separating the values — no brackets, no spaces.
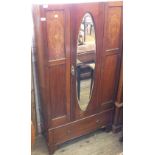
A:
52,109,113,145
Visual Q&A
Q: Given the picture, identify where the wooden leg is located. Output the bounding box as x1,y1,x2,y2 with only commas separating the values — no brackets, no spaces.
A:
48,144,57,155
47,130,57,155
112,105,123,133
112,124,123,133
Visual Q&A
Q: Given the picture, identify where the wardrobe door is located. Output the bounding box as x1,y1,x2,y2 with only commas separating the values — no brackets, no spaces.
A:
40,5,71,128
70,3,104,120
99,2,123,111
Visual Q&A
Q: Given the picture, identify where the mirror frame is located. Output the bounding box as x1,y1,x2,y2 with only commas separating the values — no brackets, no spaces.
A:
76,12,97,111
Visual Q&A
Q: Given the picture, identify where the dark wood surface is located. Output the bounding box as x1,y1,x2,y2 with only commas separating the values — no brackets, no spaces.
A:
40,4,71,129
51,109,113,145
32,2,123,154
98,1,123,110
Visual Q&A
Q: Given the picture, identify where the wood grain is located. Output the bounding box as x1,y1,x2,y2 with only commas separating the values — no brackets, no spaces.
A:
33,2,123,154
106,7,122,49
99,54,120,104
46,11,65,60
49,64,67,118
51,109,113,145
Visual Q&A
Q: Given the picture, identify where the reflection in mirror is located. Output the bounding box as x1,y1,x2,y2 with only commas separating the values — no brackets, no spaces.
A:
76,13,96,111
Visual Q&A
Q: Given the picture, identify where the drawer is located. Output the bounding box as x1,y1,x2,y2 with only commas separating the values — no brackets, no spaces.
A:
52,109,113,145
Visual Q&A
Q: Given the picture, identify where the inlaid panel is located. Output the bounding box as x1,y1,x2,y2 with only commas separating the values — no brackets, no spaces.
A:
49,64,67,118
46,11,65,60
99,54,120,104
33,2,122,154
105,7,122,49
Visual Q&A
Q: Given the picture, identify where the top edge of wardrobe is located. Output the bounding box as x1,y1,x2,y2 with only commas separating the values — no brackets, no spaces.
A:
32,0,123,5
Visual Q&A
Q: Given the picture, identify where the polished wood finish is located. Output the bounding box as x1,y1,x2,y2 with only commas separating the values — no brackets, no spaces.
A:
40,4,71,130
32,2,123,154
98,1,123,112
46,11,65,60
105,5,122,49
70,2,105,120
52,109,113,145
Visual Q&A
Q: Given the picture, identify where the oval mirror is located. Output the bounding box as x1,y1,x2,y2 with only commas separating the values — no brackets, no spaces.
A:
76,13,96,111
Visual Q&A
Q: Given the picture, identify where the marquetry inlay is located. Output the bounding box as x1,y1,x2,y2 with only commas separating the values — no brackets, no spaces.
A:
106,7,122,49
46,11,65,60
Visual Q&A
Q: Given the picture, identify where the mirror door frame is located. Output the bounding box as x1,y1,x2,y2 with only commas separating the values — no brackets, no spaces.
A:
70,3,105,120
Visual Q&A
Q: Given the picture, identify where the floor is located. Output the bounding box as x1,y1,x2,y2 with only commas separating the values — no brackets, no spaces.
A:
79,79,91,110
32,129,123,155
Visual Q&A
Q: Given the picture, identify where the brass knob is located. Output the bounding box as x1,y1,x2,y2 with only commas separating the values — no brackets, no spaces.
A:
71,65,75,76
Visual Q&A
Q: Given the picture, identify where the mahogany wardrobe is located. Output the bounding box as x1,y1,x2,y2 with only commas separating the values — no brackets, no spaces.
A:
33,1,123,154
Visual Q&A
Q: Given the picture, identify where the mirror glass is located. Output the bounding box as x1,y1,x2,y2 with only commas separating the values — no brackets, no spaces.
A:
76,13,96,111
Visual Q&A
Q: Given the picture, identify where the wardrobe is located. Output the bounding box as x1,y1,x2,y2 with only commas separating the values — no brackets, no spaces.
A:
32,1,123,154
